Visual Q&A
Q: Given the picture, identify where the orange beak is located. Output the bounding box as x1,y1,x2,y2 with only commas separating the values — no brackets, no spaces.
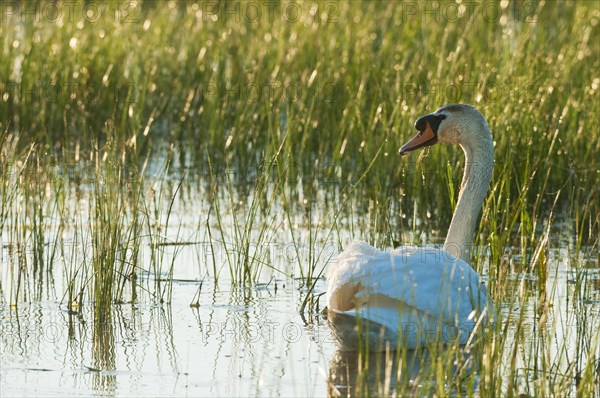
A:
399,121,438,155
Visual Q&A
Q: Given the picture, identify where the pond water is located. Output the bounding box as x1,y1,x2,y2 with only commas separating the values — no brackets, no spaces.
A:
1,179,599,396
0,280,334,396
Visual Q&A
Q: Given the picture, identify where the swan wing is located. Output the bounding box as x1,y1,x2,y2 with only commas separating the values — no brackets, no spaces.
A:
327,241,491,329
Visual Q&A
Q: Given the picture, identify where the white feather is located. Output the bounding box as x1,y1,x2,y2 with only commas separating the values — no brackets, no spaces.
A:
326,241,493,350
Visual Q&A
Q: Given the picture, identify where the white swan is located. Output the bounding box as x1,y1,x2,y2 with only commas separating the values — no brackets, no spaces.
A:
326,104,495,351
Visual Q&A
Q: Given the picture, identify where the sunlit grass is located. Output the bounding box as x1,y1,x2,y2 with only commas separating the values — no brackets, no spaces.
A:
1,1,599,396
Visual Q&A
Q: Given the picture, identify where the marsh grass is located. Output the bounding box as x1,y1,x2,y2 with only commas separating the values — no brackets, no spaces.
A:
1,1,599,396
90,157,137,321
1,2,597,216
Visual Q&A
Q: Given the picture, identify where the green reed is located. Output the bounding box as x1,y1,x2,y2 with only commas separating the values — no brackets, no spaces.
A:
0,2,596,224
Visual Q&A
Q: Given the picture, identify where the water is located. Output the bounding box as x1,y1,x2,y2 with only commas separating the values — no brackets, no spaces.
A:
0,280,334,396
1,179,599,396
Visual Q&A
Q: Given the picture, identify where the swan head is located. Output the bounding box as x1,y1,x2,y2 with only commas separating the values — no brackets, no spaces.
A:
400,104,491,155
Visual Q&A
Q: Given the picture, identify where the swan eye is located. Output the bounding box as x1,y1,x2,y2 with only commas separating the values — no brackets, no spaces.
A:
430,114,446,133
415,114,446,133
434,114,447,126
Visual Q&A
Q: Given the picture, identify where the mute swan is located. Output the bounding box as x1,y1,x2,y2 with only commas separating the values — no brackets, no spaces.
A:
326,104,495,351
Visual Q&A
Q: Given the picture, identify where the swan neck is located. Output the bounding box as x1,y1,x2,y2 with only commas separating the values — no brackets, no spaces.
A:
444,134,493,262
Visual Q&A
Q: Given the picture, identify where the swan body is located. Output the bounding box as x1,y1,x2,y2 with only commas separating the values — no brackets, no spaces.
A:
326,104,495,350
327,241,491,350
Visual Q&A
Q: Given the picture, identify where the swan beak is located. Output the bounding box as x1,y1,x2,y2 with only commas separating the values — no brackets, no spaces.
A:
399,122,438,155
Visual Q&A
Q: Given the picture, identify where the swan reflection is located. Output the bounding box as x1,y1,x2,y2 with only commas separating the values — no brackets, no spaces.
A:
326,313,480,397
328,347,479,397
